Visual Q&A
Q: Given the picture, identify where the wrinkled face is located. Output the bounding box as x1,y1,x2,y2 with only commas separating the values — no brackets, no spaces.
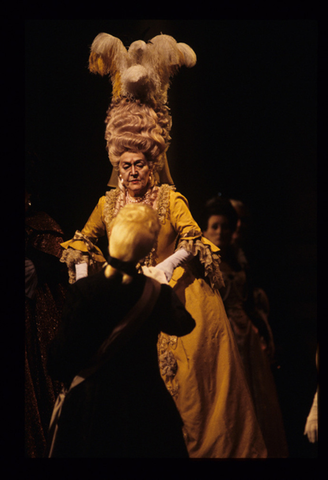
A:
203,214,232,249
119,151,151,197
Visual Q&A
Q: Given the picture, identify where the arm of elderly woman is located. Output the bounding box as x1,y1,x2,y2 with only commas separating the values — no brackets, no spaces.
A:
154,190,214,282
60,197,107,282
155,248,193,282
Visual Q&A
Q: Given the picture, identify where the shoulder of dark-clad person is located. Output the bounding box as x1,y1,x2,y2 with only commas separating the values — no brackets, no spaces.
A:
155,283,196,337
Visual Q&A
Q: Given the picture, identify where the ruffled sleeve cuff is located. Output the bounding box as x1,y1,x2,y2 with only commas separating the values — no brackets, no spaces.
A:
60,230,106,283
177,236,224,290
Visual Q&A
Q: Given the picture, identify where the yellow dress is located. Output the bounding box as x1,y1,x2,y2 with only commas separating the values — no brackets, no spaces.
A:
61,185,267,458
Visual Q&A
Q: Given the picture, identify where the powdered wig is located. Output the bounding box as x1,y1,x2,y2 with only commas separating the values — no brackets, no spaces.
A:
105,97,170,172
109,203,160,265
89,32,196,176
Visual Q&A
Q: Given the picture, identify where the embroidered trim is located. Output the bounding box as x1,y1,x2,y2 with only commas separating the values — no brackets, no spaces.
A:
104,188,121,236
157,333,179,397
125,187,159,206
60,248,89,284
178,238,225,290
156,184,175,225
181,227,202,239
60,230,105,284
71,230,100,256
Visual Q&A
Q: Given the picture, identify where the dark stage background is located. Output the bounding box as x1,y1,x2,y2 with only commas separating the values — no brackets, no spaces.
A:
25,19,317,458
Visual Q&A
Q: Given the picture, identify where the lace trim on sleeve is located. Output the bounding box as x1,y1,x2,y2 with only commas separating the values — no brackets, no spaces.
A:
60,230,105,284
181,227,202,240
60,248,89,284
178,238,225,290
72,231,98,254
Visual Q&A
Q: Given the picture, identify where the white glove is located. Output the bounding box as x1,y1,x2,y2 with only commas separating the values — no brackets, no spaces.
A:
75,262,88,281
155,248,193,282
304,390,318,443
142,266,168,284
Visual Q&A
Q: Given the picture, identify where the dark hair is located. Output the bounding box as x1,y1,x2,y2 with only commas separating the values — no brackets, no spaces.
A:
201,196,239,233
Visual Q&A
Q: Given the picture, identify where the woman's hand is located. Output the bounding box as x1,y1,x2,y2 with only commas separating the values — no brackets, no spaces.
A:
304,391,318,443
142,266,168,284
155,248,193,282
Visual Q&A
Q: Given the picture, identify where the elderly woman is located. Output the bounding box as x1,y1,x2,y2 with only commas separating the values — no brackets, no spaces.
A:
60,96,267,458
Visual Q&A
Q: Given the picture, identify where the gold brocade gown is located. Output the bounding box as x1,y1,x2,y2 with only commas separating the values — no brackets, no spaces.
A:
60,185,267,458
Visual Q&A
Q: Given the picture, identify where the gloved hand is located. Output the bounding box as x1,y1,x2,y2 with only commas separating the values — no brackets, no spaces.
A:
304,390,318,443
142,266,168,284
75,262,88,281
155,248,193,282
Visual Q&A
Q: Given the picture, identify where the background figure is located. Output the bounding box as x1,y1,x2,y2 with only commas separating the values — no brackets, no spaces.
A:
47,204,195,458
230,198,252,266
304,345,318,445
230,198,275,360
202,195,288,458
25,150,68,458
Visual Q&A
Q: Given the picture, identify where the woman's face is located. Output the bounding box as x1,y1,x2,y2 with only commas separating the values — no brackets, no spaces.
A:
203,214,232,249
119,151,151,197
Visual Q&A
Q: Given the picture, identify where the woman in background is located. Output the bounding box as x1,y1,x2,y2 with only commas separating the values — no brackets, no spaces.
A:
25,150,67,457
202,195,288,457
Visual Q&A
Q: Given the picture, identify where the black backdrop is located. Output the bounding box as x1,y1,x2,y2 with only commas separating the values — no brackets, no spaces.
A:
25,19,317,458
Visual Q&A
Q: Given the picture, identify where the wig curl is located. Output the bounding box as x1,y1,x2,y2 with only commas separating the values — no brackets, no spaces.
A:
89,32,196,184
105,97,171,171
109,203,160,264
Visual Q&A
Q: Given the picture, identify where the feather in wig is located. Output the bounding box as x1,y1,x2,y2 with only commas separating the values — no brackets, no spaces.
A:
88,32,197,187
88,32,196,106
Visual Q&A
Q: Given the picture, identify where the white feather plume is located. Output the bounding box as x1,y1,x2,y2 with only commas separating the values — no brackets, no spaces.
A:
89,32,197,104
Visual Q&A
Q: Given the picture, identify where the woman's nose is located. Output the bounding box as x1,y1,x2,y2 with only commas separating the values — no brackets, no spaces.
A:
131,165,137,176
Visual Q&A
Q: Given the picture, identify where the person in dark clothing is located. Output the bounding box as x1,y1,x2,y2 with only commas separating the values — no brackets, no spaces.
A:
46,203,195,457
25,149,68,458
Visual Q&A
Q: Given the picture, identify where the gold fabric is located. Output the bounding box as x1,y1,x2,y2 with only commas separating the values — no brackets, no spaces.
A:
60,186,267,458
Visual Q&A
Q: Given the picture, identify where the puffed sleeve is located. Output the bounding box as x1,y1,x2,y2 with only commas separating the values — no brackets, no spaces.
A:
169,191,203,240
169,190,224,289
60,197,107,283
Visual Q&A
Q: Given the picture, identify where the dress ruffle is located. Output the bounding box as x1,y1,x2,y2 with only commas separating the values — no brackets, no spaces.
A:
178,238,224,290
60,231,105,284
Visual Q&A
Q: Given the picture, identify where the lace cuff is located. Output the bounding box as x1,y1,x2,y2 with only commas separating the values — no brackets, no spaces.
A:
60,230,106,283
177,237,224,290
